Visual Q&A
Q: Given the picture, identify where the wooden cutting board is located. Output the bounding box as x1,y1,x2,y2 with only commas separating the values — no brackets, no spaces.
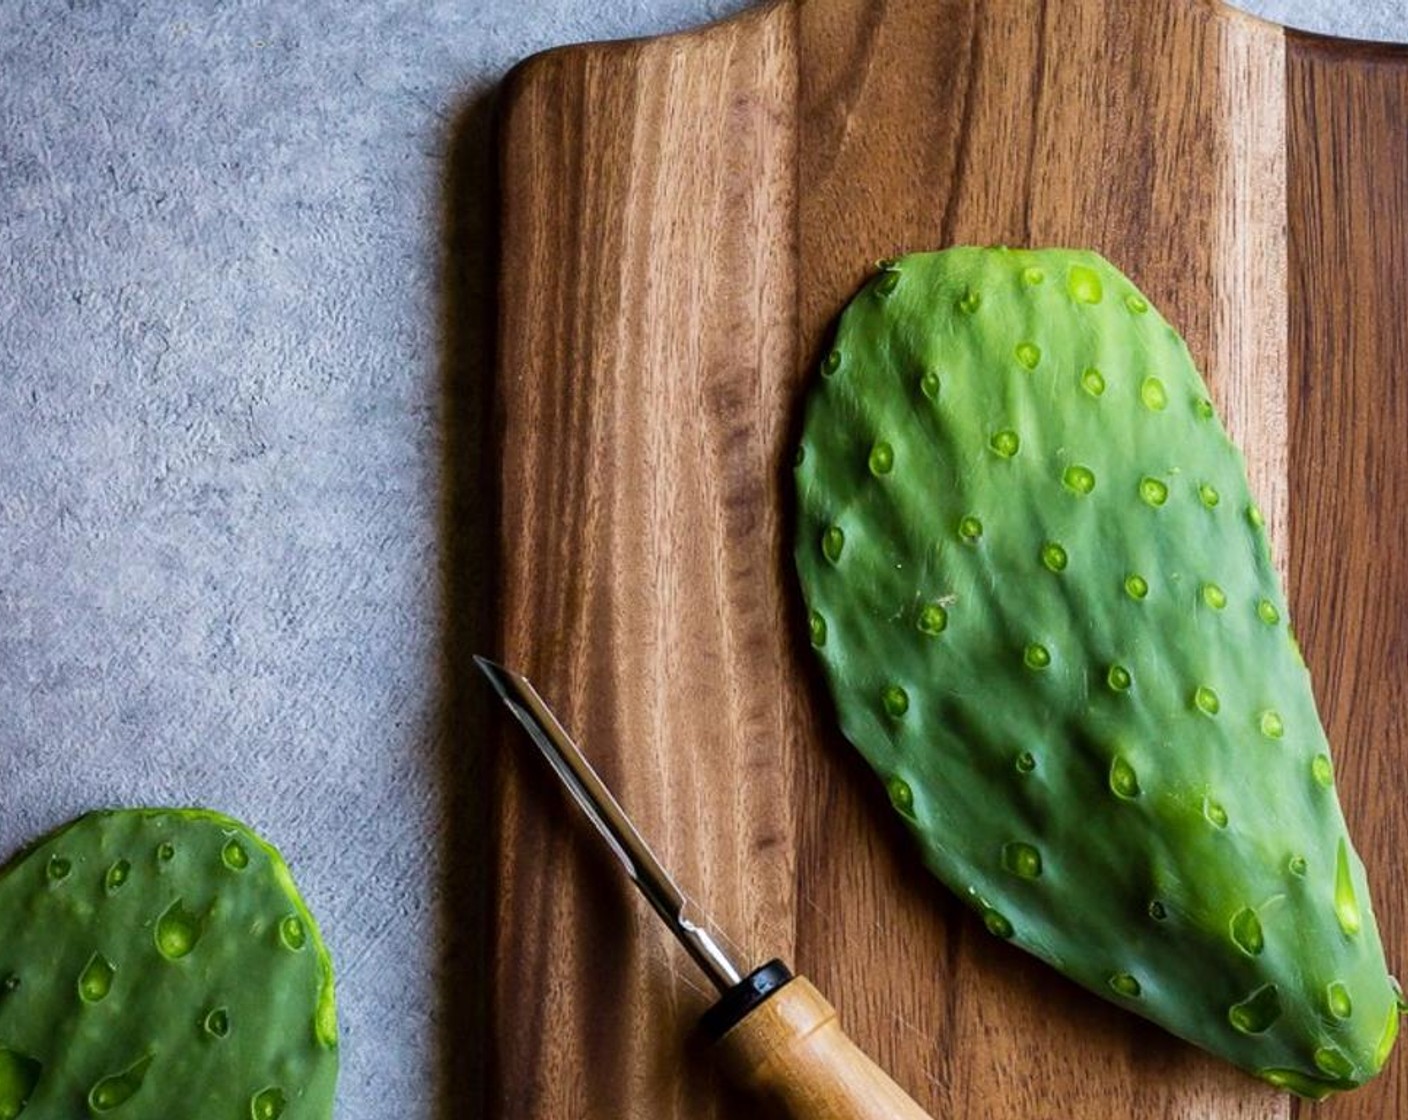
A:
491,1,1408,1116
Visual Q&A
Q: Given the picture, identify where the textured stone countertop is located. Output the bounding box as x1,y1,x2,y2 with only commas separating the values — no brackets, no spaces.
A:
1,1,1403,1115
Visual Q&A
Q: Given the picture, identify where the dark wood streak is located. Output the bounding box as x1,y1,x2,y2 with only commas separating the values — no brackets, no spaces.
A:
1022,0,1051,250
939,4,984,250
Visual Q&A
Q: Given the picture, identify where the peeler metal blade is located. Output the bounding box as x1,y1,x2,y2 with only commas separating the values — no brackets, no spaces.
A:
475,655,743,994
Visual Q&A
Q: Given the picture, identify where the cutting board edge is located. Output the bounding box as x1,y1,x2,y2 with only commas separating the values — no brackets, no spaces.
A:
496,0,1408,136
497,0,792,122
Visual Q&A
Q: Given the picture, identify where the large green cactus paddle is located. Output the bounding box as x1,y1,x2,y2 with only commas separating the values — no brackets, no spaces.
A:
794,247,1400,1097
0,808,337,1118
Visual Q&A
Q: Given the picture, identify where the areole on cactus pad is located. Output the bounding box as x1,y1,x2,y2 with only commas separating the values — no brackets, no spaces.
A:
0,808,337,1118
793,247,1401,1097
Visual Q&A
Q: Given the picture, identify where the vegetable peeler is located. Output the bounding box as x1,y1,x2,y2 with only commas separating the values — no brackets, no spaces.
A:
477,656,933,1120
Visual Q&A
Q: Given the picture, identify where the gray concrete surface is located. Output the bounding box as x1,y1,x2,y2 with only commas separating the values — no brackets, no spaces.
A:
0,1,1403,1115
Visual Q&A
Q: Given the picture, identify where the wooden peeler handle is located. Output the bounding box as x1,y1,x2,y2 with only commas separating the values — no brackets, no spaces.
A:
705,963,935,1120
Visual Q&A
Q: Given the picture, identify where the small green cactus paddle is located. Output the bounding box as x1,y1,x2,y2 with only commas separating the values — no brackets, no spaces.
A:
794,247,1401,1098
0,808,337,1118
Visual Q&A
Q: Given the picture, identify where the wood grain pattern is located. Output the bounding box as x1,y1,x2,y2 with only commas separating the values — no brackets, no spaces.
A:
492,2,1408,1116
494,10,800,1118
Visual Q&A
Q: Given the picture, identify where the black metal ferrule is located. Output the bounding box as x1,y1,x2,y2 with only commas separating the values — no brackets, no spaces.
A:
698,958,794,1041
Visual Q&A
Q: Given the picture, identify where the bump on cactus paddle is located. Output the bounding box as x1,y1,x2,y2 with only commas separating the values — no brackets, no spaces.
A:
0,808,337,1118
794,247,1401,1097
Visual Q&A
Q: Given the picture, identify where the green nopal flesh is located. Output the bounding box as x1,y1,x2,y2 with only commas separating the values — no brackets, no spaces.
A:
794,247,1400,1097
0,809,337,1117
